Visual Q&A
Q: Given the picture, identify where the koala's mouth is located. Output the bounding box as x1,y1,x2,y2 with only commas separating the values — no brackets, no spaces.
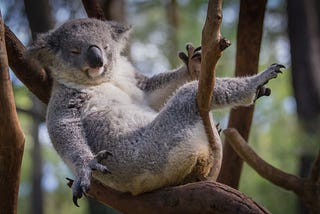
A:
85,67,105,78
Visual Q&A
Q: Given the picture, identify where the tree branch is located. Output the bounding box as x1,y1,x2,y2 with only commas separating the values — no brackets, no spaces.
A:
81,0,106,20
67,179,270,214
5,25,52,104
198,0,230,180
0,10,25,214
223,128,304,195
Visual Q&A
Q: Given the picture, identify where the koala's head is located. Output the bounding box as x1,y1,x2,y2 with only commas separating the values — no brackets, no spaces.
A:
26,18,131,86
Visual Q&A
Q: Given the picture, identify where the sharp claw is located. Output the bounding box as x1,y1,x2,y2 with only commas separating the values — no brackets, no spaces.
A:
271,63,285,68
83,191,88,198
178,52,188,60
104,167,112,174
186,43,193,51
191,52,201,59
194,46,201,52
73,196,80,207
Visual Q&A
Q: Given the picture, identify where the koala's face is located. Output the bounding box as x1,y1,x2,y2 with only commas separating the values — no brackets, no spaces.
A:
27,18,131,86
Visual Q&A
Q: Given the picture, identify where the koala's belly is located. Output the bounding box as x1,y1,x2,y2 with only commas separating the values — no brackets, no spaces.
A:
86,111,213,195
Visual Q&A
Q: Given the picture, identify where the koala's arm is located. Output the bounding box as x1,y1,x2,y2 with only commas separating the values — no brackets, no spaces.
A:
47,86,109,206
136,66,192,110
136,44,201,110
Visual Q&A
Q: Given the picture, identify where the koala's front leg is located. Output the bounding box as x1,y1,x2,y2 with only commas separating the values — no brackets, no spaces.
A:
212,64,285,108
71,151,111,207
47,112,111,206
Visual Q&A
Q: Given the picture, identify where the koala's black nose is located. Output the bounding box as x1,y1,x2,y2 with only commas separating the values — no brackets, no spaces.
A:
87,45,104,68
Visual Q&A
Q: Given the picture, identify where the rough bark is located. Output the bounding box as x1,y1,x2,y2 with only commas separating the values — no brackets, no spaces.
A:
0,10,25,214
67,179,270,214
217,0,267,188
197,0,230,181
5,25,52,104
224,128,320,214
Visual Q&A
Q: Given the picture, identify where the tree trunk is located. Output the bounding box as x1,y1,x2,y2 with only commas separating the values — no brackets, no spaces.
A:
165,0,179,68
23,0,53,213
217,0,267,188
100,0,126,22
0,10,25,214
287,0,320,213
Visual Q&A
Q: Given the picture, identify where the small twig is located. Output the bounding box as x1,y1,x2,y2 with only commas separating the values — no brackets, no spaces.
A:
223,128,304,196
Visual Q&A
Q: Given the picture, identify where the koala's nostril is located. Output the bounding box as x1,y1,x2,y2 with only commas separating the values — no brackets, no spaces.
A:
87,45,104,68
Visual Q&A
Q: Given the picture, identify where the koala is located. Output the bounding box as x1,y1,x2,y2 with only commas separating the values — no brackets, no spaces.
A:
26,18,285,206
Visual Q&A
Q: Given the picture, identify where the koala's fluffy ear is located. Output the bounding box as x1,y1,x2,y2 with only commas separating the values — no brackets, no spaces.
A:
109,21,132,51
25,32,55,67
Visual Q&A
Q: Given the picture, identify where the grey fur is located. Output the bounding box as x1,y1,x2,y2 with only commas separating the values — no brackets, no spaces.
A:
26,18,284,205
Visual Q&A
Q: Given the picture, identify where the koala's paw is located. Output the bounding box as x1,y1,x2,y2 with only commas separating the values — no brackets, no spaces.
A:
259,63,285,85
254,63,285,100
71,167,92,207
89,150,112,174
215,122,222,135
178,43,201,80
255,86,271,101
72,152,112,207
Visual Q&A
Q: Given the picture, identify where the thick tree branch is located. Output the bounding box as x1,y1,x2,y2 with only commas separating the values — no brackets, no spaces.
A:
198,0,230,180
0,10,25,214
5,25,52,104
67,179,270,214
223,128,304,195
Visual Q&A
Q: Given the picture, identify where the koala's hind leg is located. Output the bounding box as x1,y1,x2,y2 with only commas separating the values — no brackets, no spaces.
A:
212,64,285,109
142,82,213,183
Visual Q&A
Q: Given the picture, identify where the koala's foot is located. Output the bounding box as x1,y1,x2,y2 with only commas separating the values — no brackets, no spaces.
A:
254,63,285,100
258,63,285,84
179,43,201,80
215,122,222,135
72,151,112,207
90,150,112,173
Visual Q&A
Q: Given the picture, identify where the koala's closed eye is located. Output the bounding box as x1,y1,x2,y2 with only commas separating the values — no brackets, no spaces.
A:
103,45,109,50
70,48,82,55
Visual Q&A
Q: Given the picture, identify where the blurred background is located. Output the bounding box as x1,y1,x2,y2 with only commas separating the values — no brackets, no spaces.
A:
0,0,319,213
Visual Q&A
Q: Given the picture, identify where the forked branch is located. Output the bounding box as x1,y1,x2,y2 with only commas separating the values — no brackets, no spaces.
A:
197,0,230,180
224,128,320,213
